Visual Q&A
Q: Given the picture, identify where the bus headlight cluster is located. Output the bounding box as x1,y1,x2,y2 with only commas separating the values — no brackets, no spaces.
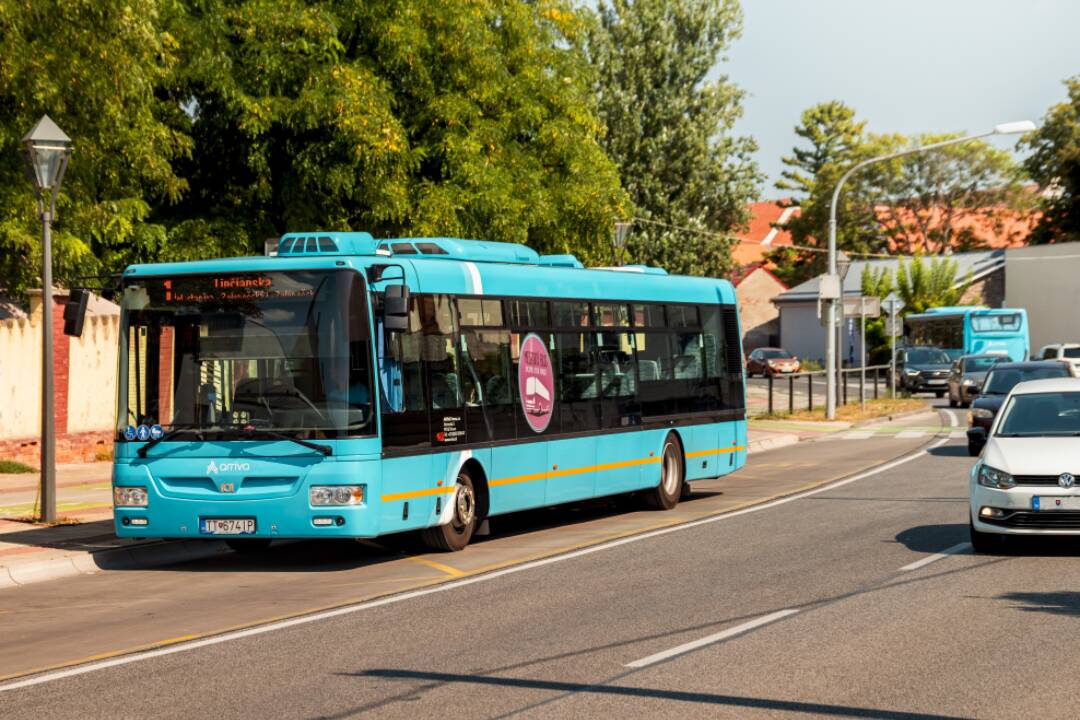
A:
310,485,365,506
978,465,1015,489
114,486,149,507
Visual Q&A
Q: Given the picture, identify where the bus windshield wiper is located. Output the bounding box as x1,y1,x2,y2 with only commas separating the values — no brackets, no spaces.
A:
136,425,207,458
240,427,333,456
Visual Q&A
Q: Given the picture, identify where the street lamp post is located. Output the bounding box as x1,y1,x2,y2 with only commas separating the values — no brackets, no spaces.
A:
22,115,73,524
824,120,1036,419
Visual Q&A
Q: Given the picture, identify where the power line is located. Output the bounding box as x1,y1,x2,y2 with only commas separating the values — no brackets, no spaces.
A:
629,216,895,259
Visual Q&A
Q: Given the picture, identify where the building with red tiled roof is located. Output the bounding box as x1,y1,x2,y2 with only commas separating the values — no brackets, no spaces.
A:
732,201,800,266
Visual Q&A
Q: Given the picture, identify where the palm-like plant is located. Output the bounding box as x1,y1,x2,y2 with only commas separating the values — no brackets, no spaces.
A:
895,256,972,313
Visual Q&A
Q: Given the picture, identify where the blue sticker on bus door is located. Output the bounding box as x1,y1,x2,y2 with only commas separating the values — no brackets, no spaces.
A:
124,425,137,441
135,424,151,441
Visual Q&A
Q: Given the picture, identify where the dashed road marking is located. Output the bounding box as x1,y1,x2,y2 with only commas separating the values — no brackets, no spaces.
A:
899,543,971,572
842,431,874,440
625,609,800,668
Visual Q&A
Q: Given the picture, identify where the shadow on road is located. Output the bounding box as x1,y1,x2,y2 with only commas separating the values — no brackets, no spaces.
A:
894,523,967,553
997,591,1080,617
926,445,973,458
340,669,968,720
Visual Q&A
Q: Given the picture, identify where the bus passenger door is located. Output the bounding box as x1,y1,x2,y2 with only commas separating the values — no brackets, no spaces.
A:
548,330,599,503
595,327,644,495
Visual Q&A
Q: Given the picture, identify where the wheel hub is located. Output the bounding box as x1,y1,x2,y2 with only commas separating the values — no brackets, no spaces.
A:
454,483,476,527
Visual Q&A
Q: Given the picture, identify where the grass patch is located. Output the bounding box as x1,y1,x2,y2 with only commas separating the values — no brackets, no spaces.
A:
0,459,35,474
93,449,114,462
758,397,928,423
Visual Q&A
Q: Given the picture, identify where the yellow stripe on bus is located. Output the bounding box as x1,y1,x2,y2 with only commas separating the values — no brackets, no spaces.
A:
381,445,746,502
686,445,746,459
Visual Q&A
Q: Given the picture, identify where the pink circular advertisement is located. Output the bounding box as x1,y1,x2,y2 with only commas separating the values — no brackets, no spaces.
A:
518,333,555,433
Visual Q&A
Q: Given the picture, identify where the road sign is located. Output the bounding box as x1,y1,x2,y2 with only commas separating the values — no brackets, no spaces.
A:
886,315,903,336
883,294,904,316
842,296,881,318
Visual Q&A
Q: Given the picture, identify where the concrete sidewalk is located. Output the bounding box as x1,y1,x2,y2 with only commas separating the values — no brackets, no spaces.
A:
0,420,852,589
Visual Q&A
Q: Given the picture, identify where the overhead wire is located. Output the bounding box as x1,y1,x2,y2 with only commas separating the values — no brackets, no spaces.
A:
629,216,897,259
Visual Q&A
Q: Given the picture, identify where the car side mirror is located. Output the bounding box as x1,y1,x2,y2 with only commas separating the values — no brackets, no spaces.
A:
968,426,987,441
383,284,410,333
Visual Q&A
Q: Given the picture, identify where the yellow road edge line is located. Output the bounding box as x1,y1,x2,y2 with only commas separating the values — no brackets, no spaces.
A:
406,556,466,578
0,423,947,686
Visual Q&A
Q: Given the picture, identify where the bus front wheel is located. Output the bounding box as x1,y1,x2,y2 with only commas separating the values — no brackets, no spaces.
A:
421,469,479,552
646,433,684,510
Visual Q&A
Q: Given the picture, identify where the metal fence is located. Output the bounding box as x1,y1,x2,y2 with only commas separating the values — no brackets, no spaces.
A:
747,364,895,417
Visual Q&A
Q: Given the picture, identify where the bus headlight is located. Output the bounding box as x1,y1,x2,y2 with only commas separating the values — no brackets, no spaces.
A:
978,465,1015,489
114,486,149,507
310,485,365,506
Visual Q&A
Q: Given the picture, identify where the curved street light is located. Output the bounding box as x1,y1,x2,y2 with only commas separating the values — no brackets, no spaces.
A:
823,120,1036,419
22,114,73,523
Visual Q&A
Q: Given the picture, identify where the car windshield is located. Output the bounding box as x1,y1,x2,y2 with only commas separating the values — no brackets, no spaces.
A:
117,269,375,440
1065,348,1080,359
906,347,951,365
982,366,1070,395
964,356,998,372
998,391,1080,437
762,350,791,359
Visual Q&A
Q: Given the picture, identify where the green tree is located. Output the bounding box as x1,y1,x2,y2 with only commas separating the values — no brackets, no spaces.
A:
587,0,760,276
164,0,629,265
775,100,865,202
859,264,894,364
1023,75,1080,244
860,265,893,300
0,0,194,297
895,255,971,314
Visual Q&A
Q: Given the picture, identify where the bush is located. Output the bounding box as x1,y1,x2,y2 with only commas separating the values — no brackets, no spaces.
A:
0,459,35,474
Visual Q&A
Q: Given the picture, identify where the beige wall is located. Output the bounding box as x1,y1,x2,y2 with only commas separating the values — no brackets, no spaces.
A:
736,268,785,350
0,316,43,439
1005,242,1080,351
67,315,119,433
0,297,119,440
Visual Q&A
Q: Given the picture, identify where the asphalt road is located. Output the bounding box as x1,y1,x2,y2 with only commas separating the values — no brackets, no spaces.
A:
6,402,1078,718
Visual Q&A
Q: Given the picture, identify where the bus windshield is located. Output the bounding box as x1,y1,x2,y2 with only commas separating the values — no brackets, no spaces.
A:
117,269,374,440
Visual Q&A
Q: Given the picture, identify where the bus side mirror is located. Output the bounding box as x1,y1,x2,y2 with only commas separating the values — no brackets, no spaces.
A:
63,289,90,337
383,284,410,333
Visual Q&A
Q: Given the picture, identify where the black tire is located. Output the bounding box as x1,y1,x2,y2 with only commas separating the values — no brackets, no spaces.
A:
421,468,479,552
645,433,684,510
967,442,982,457
949,396,957,408
225,538,272,554
970,519,1003,554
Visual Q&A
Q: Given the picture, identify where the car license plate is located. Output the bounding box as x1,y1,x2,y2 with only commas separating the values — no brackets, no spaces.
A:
1033,496,1080,512
200,518,256,535
927,379,946,385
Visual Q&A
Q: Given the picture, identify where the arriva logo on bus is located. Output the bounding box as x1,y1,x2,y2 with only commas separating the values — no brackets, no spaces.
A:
518,333,555,433
206,460,251,475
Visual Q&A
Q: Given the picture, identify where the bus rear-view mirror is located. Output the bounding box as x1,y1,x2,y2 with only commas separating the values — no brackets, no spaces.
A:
62,288,90,337
384,284,410,333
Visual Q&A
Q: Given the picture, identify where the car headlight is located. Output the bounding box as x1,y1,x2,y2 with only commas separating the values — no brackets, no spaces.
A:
970,408,995,419
978,465,1015,489
962,378,976,386
114,486,148,507
905,369,920,376
310,485,365,506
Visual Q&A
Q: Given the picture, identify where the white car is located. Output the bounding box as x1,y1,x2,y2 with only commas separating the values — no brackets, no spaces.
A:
969,377,1080,552
1035,343,1080,375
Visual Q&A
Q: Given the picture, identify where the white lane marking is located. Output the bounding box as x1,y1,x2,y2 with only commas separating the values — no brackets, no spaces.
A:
896,431,925,439
0,438,947,693
625,609,800,668
943,408,960,428
463,261,483,294
842,431,873,440
899,542,971,572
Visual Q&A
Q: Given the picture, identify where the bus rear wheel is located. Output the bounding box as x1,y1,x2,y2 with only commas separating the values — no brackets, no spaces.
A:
646,434,684,510
421,469,478,552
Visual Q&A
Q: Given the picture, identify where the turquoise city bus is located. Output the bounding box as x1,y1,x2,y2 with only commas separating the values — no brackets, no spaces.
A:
112,233,748,551
904,306,1029,361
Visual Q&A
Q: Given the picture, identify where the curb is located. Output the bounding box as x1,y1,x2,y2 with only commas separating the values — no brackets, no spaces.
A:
0,540,230,590
746,434,800,454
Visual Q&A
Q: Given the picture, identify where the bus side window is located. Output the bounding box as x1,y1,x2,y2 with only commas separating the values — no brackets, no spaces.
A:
635,330,674,417
556,331,601,432
381,296,429,449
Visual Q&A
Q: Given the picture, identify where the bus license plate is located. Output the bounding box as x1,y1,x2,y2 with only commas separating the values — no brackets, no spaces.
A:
200,518,256,535
1034,497,1080,512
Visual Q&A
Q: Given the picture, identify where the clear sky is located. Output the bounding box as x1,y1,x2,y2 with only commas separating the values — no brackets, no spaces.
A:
723,0,1080,199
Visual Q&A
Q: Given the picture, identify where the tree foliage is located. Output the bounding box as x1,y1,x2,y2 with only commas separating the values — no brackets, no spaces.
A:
587,0,759,277
0,0,630,297
894,255,971,314
767,101,1031,286
1023,75,1080,244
